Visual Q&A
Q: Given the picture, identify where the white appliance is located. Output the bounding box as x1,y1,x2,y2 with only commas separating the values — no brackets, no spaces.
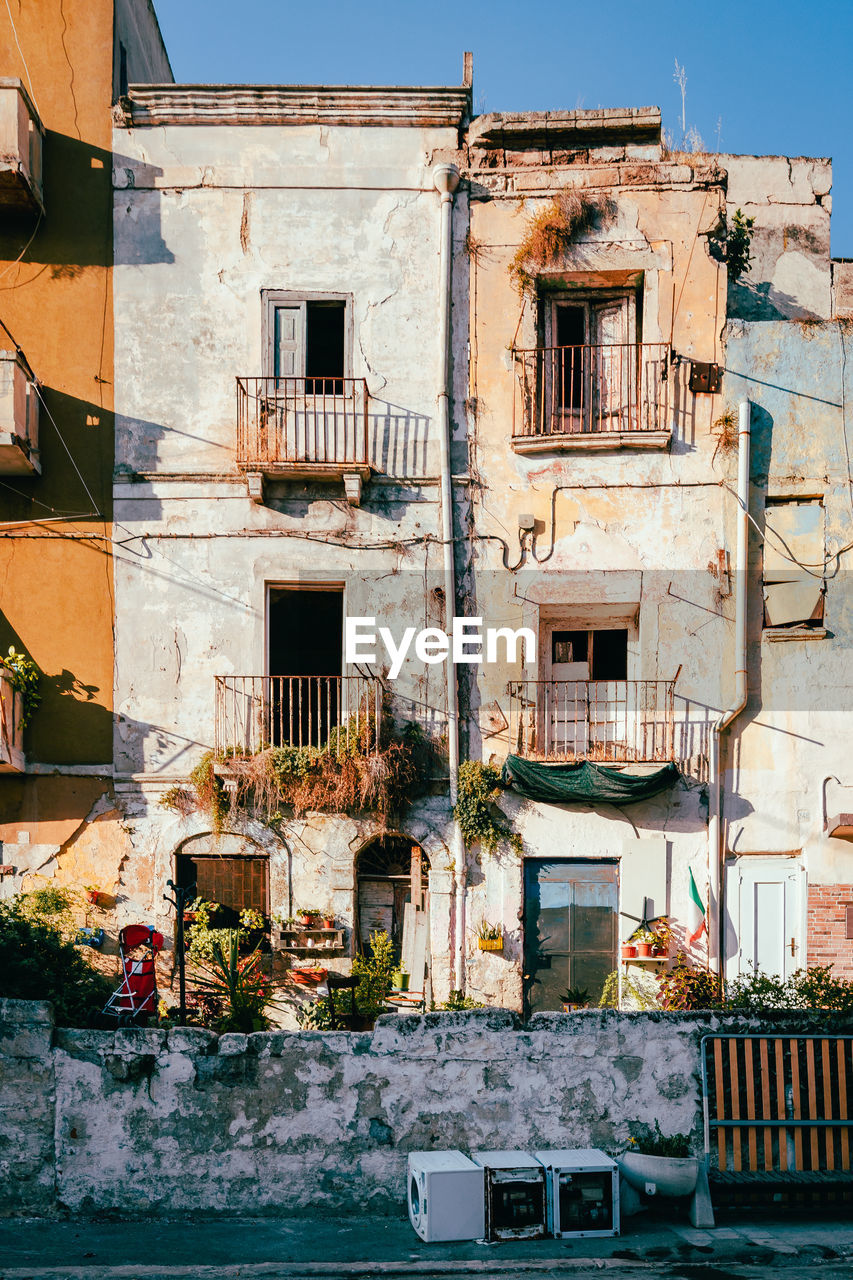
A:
470,1150,547,1241
407,1150,485,1242
534,1149,619,1238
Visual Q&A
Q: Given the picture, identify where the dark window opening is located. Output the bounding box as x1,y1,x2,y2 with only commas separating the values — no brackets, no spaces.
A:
551,628,627,679
306,300,345,395
555,305,585,410
268,587,343,746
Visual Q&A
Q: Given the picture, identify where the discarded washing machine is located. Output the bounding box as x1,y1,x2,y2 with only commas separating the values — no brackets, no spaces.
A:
406,1150,485,1242
470,1150,547,1241
534,1148,620,1238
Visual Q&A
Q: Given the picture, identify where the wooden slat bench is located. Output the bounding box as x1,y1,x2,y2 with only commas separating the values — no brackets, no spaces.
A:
701,1034,853,1211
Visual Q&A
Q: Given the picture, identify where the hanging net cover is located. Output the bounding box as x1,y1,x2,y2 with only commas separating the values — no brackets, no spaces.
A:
501,755,679,804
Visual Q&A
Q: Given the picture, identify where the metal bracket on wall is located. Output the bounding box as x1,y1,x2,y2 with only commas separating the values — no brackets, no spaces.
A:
689,361,722,394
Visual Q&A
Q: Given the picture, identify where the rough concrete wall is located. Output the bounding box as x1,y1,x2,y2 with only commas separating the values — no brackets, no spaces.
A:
0,1001,56,1212
7,998,845,1217
723,156,832,322
721,320,853,903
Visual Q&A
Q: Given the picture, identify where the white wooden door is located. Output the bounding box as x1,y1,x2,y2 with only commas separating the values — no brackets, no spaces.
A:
725,857,805,983
591,300,630,430
545,629,589,757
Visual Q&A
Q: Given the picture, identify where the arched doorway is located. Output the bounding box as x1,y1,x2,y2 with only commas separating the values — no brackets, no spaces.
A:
356,834,430,958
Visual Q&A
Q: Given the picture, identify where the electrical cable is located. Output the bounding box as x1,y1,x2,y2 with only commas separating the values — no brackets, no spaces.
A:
2,0,39,115
721,480,852,579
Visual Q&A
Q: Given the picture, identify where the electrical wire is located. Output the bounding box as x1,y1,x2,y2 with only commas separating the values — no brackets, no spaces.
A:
29,382,101,517
2,0,39,115
721,480,852,579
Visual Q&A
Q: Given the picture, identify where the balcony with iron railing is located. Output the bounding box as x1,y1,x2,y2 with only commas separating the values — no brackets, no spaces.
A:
512,342,671,452
236,376,371,501
214,674,383,759
507,677,677,763
0,80,44,216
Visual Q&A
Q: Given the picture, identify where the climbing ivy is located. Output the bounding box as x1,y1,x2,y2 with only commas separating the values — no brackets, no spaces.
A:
454,761,522,856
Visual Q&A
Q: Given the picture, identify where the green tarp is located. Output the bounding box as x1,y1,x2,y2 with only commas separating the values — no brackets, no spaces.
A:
501,755,679,805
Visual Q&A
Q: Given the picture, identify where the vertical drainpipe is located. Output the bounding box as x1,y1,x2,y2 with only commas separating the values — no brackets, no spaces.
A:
433,162,466,993
709,398,751,975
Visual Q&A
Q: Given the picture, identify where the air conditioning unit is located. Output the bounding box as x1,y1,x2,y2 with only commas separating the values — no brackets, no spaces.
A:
407,1150,485,1242
470,1150,547,1241
534,1149,619,1238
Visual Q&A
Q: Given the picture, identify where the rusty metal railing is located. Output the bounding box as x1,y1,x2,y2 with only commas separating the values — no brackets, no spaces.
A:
512,343,670,438
214,674,382,757
236,376,369,468
507,678,677,762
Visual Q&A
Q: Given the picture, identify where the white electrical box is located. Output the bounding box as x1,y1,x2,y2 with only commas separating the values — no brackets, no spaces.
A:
470,1150,547,1241
534,1149,620,1238
407,1150,485,1242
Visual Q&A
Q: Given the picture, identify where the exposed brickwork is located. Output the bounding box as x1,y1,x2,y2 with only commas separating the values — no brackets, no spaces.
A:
807,884,853,976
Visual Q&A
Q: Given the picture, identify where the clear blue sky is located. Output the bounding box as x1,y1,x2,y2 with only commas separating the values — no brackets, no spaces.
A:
154,0,853,256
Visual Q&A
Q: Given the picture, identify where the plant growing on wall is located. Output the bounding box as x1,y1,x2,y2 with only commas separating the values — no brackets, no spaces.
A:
708,207,756,283
455,761,522,856
509,191,616,296
0,646,41,729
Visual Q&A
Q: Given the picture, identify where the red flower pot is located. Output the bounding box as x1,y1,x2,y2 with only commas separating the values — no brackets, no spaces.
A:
621,944,638,959
321,917,334,930
290,967,327,986
636,942,653,957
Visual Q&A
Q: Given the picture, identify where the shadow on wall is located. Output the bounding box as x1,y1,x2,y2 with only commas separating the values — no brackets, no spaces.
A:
368,402,431,477
0,135,170,270
728,278,822,323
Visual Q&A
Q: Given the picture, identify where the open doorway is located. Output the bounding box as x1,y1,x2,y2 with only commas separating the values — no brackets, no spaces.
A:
267,586,343,747
356,835,429,951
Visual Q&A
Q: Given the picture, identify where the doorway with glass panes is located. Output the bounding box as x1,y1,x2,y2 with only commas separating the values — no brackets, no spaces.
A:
543,291,636,434
523,859,618,1014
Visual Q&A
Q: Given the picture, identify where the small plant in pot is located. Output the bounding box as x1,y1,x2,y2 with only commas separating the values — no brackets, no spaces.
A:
475,919,503,951
649,916,673,957
391,965,410,992
560,985,590,1012
321,913,335,930
296,906,318,928
631,928,656,958
621,941,638,959
239,906,267,953
619,1122,698,1199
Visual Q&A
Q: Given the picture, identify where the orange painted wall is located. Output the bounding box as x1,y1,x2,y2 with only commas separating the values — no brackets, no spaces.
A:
0,0,116,770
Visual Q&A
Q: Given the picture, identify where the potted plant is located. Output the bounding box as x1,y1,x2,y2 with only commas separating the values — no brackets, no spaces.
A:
289,965,328,986
321,913,335,930
621,941,638,959
239,906,267,953
475,919,503,951
649,917,673,957
560,985,590,1011
391,965,410,991
619,1122,698,1198
297,907,320,928
631,928,656,958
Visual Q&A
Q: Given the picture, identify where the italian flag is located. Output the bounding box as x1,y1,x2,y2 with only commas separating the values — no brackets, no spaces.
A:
687,867,707,946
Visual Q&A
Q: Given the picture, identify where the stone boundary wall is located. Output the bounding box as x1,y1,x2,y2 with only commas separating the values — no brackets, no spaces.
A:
2,1000,850,1217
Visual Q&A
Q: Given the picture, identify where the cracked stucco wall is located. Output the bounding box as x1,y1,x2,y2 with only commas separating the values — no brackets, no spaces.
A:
9,997,845,1217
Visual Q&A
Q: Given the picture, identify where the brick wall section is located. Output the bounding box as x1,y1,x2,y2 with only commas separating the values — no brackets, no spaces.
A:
808,884,853,976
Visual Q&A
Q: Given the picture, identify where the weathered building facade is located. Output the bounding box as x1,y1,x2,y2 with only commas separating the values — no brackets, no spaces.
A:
0,3,170,892
2,29,852,1014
